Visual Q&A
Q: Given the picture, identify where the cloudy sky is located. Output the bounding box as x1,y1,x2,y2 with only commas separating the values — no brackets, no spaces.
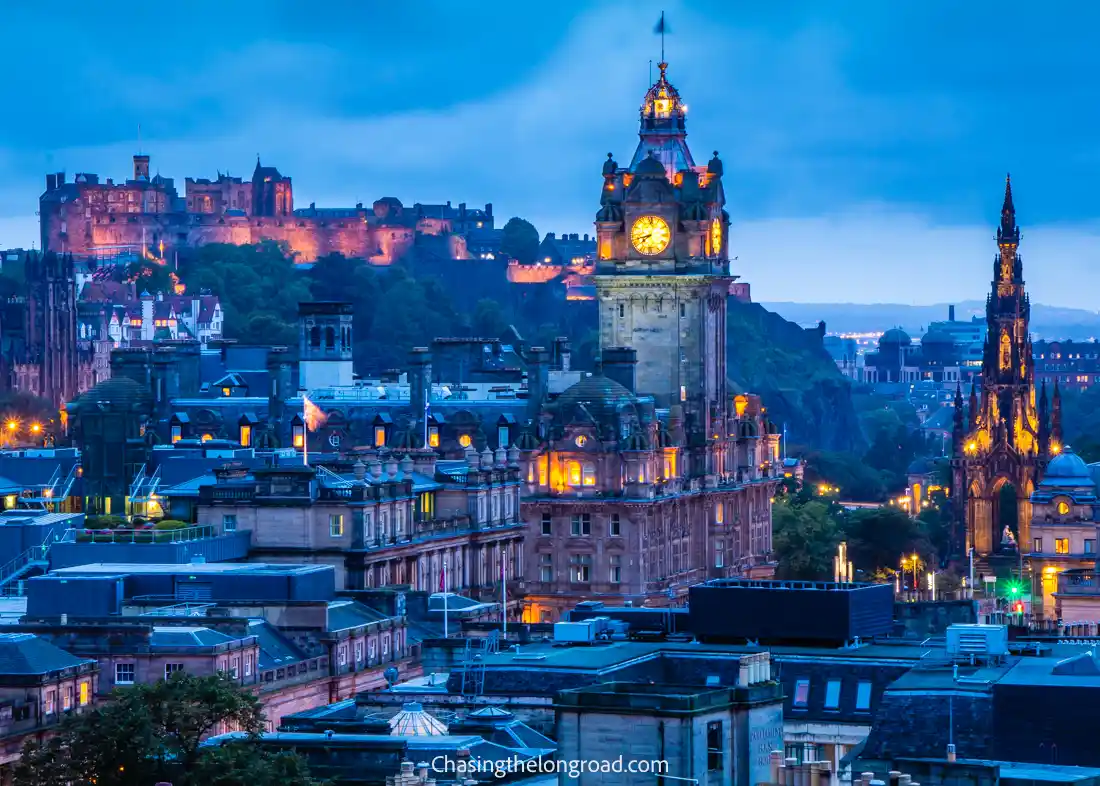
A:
2,1,1100,308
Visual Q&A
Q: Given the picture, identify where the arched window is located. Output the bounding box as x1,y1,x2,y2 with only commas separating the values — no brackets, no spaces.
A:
582,464,596,487
566,461,582,487
1057,500,1070,515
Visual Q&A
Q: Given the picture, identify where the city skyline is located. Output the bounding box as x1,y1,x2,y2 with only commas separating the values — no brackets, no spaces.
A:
3,1,1100,308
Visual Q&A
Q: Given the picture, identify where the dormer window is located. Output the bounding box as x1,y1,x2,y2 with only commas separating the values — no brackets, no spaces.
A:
428,426,440,448
374,426,386,447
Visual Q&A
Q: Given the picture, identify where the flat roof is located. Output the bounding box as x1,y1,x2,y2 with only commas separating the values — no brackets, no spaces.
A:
469,638,928,673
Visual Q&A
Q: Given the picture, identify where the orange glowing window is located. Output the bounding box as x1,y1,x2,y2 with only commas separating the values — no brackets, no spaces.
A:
716,505,724,524
622,174,633,187
222,387,231,397
537,455,548,486
239,425,252,448
374,426,386,447
292,427,304,449
200,433,213,443
582,464,596,486
566,461,583,487
458,434,472,448
1057,501,1070,515
734,395,748,418
428,426,440,448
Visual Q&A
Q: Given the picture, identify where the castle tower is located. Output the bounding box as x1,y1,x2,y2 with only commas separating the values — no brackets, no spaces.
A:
592,61,732,455
953,176,1044,558
298,302,353,392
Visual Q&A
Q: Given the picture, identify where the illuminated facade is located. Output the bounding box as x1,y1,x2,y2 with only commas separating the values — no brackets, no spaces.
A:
39,156,489,264
521,61,778,622
952,177,1061,558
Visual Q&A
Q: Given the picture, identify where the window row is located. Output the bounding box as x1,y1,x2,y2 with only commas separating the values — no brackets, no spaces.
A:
538,553,623,584
541,512,622,537
791,677,873,712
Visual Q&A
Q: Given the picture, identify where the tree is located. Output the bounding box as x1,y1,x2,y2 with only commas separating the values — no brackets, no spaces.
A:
772,499,842,580
841,507,931,576
15,673,318,786
472,298,507,338
499,217,540,264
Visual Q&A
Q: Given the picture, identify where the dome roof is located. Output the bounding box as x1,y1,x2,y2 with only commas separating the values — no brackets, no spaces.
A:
553,372,638,428
921,329,955,346
388,702,448,736
879,328,912,346
1044,446,1091,482
74,376,154,412
634,152,666,177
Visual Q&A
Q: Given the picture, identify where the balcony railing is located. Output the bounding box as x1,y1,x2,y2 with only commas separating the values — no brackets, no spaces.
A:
69,524,221,544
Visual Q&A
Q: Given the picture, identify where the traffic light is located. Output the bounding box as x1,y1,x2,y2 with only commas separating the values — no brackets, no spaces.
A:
1013,601,1024,614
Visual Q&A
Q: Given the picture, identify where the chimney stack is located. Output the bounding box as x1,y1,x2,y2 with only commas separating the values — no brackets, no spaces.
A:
602,347,637,393
526,347,550,421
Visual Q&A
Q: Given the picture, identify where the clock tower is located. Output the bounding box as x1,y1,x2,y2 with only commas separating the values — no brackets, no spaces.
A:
593,61,732,453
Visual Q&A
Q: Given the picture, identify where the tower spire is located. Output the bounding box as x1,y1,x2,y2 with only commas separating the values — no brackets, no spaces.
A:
998,173,1019,246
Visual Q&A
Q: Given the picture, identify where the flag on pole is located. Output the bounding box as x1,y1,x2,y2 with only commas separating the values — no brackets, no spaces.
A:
439,562,446,592
653,11,666,34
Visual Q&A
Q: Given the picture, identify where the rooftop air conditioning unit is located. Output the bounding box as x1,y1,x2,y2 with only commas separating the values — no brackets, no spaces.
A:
946,624,1009,659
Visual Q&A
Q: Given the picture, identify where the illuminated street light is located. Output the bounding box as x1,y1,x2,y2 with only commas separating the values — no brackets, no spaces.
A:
5,422,15,432
30,423,41,434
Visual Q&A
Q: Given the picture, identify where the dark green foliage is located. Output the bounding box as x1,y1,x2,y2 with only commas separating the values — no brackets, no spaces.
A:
772,498,842,579
1053,386,1100,462
842,507,933,575
499,217,540,264
802,450,888,502
725,300,863,453
14,673,318,786
178,241,311,345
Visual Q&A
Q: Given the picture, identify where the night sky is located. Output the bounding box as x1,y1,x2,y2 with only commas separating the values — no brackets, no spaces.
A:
3,1,1100,307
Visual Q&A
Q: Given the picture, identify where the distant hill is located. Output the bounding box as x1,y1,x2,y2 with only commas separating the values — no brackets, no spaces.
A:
760,301,1100,340
727,300,863,453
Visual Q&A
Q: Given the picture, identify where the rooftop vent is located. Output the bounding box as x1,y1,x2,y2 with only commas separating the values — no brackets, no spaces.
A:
946,624,1008,660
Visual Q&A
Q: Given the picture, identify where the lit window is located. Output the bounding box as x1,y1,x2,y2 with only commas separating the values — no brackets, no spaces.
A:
170,425,182,443
680,385,687,402
374,426,386,447
824,679,841,709
1055,538,1070,555
855,681,872,711
458,434,472,448
62,686,72,711
793,678,810,707
222,387,231,397
1057,501,1070,515
566,461,582,487
330,514,344,537
239,425,252,447
538,455,548,486
292,425,305,448
715,505,724,525
428,426,440,448
582,464,596,486
200,433,213,442
115,663,135,685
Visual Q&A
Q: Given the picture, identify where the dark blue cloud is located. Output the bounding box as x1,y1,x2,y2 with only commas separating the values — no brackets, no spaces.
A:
3,1,1100,305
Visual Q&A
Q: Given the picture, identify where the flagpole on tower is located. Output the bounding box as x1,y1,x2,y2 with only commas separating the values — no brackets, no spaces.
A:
657,11,666,62
501,543,508,639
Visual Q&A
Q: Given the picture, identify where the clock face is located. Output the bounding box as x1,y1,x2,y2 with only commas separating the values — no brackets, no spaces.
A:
631,215,671,256
711,218,722,256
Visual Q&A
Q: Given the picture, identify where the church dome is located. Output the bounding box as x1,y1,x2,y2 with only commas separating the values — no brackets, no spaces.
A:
553,372,638,428
73,376,154,412
879,328,912,347
921,329,954,346
1043,446,1091,483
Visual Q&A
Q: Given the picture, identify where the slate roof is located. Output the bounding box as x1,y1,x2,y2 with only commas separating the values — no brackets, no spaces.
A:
327,600,391,632
0,632,93,676
248,619,307,670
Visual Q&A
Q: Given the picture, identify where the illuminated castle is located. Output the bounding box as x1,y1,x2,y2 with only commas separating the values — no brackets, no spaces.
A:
39,155,491,264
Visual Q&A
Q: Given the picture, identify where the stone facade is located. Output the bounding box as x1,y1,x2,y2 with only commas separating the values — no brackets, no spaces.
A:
520,60,778,622
953,177,1061,559
40,156,489,265
196,453,526,607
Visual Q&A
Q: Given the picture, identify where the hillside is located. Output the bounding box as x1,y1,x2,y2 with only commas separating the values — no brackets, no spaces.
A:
727,300,863,453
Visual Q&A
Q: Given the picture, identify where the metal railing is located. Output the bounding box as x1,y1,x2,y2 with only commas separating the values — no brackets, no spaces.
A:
0,532,65,596
71,524,219,544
